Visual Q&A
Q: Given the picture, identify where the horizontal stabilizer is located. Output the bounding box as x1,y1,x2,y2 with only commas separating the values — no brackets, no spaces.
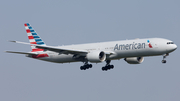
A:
9,40,31,45
5,51,38,55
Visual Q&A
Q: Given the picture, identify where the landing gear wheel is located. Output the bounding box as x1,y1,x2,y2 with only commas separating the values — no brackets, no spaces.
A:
110,65,114,69
88,64,92,68
102,67,105,71
80,66,85,70
80,62,93,70
102,60,114,71
162,60,166,63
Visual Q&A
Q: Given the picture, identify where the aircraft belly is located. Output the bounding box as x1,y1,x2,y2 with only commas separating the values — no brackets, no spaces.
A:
112,47,166,59
50,54,78,63
116,50,138,57
36,54,78,63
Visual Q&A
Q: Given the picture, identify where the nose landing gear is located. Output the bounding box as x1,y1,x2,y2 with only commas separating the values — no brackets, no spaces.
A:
162,53,169,63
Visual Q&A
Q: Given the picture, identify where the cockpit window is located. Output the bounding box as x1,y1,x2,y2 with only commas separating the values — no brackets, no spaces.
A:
167,42,174,44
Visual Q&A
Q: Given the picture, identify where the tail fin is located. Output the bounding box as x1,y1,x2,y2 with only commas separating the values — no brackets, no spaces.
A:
24,23,46,52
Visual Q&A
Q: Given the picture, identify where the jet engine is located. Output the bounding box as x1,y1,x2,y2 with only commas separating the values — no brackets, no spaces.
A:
87,51,106,63
124,57,144,64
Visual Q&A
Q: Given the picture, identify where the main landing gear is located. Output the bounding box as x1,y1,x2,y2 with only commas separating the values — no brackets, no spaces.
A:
162,53,169,63
80,61,92,70
102,60,114,71
80,60,114,71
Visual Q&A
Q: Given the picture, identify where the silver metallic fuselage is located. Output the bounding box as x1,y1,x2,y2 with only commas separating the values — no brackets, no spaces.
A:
31,38,177,63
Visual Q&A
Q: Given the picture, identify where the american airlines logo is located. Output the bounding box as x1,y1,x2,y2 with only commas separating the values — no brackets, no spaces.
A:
114,42,146,50
147,40,153,48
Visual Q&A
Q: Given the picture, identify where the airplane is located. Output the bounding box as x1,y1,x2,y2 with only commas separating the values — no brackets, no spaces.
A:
6,23,177,71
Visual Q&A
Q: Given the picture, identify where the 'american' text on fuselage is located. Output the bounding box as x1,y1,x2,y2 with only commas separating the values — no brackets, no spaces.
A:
114,43,146,50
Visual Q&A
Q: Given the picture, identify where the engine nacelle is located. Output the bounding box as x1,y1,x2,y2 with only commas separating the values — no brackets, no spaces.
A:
124,57,144,64
87,51,106,63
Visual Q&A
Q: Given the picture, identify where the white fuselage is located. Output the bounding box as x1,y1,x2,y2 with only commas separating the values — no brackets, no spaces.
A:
29,38,177,63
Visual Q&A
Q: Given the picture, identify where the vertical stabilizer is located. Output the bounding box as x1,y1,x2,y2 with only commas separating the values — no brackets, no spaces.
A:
24,23,46,52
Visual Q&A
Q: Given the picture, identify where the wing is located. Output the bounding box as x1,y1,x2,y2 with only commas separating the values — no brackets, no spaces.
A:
8,40,115,55
35,45,88,54
9,40,89,55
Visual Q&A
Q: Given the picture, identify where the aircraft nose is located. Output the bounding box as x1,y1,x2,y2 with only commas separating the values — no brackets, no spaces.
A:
166,44,177,53
174,44,177,50
170,44,177,52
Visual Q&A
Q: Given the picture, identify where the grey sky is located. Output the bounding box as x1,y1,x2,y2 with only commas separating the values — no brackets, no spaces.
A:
1,0,180,101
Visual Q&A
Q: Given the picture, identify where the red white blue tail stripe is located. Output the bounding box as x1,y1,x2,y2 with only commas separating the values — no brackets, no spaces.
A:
24,23,46,52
